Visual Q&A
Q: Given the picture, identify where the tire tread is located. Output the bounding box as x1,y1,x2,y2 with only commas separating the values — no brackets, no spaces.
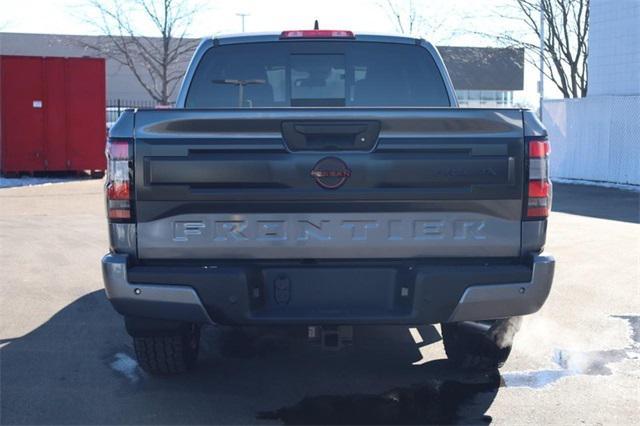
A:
442,321,513,370
133,332,197,375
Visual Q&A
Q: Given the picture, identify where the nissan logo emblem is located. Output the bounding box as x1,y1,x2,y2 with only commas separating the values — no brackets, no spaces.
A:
310,157,352,190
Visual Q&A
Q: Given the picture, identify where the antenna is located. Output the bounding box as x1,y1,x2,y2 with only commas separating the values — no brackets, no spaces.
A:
314,20,319,30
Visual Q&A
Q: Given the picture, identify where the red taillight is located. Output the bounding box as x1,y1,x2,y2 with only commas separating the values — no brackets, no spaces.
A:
527,205,549,217
528,180,550,197
280,30,355,39
526,139,551,219
529,140,550,158
106,182,130,200
105,139,133,221
108,208,131,220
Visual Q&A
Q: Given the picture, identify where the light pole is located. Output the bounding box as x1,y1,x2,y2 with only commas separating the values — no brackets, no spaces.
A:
539,2,545,120
236,13,249,33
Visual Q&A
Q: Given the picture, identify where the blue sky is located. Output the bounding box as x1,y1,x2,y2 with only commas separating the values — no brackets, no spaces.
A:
1,0,551,104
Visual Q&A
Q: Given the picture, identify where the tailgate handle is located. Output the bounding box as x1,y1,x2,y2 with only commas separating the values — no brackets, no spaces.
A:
282,121,380,151
294,124,368,135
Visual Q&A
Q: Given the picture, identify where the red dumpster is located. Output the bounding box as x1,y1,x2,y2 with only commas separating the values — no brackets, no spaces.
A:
0,55,106,174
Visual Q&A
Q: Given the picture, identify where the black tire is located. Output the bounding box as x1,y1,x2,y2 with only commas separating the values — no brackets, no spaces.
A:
132,323,201,375
441,317,521,371
91,170,105,179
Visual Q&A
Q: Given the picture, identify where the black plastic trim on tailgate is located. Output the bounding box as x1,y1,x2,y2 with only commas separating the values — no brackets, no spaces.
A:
133,108,525,223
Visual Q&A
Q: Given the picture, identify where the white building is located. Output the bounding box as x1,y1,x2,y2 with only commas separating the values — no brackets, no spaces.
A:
588,0,640,97
544,0,640,186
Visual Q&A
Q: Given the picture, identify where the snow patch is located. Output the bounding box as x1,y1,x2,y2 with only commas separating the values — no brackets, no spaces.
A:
110,352,142,383
0,176,86,189
502,369,570,389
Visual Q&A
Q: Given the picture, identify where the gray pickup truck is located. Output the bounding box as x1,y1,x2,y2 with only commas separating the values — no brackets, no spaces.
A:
102,30,554,374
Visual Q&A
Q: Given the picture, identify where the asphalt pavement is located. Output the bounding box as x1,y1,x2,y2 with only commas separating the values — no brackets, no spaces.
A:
0,181,638,425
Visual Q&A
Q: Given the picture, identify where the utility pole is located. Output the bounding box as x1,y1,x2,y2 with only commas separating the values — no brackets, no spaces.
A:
539,1,545,121
236,13,249,32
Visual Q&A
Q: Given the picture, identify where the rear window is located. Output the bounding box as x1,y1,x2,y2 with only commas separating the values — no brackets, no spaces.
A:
185,41,451,108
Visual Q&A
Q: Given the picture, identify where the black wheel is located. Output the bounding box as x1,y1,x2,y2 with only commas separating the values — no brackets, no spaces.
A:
441,317,522,370
132,323,201,375
91,170,105,179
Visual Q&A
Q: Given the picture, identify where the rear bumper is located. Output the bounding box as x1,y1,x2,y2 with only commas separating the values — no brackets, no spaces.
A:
102,254,555,325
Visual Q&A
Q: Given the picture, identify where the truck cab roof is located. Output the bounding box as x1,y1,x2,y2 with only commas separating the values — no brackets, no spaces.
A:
177,31,450,108
208,31,424,46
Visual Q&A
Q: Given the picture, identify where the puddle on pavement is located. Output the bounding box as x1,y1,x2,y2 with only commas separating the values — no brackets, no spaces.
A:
102,316,639,423
501,348,626,389
258,371,499,425
259,315,639,424
502,314,639,389
613,315,640,345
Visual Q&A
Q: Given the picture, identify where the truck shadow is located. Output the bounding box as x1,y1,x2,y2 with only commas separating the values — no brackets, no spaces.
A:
551,183,640,223
255,366,499,425
0,290,499,425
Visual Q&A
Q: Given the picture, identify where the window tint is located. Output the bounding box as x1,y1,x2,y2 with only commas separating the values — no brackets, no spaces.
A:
290,54,346,106
185,42,450,108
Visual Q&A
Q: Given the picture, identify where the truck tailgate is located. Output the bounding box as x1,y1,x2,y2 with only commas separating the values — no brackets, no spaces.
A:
133,108,525,259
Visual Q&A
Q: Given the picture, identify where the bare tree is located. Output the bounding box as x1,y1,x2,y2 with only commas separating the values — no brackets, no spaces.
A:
79,0,200,104
384,0,422,35
492,0,589,98
380,0,457,44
